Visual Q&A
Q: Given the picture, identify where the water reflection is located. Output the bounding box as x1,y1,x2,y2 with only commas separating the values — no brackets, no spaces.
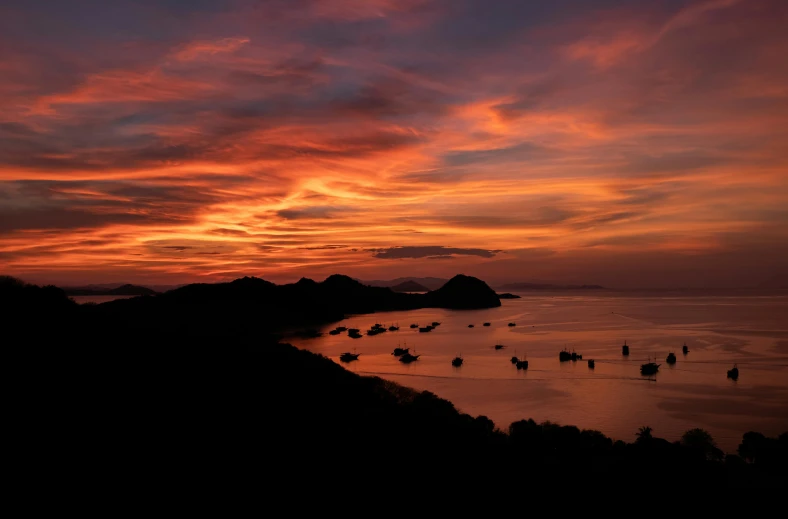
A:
290,292,788,451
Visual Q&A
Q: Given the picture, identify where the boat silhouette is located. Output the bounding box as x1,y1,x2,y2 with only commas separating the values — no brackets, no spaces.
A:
640,357,660,376
559,348,572,362
392,342,409,356
588,359,595,369
452,355,463,367
494,344,505,350
432,321,441,327
419,326,433,333
727,364,739,380
622,340,629,356
468,324,475,328
410,324,418,328
666,352,677,364
516,354,528,370
508,322,516,327
388,323,399,331
339,351,360,362
682,343,689,354
483,322,491,327
399,351,420,364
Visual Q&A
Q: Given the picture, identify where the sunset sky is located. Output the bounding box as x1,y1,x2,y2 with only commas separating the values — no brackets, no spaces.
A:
1,0,786,288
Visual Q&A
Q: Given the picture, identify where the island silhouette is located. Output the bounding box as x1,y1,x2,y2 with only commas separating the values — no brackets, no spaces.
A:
2,274,785,489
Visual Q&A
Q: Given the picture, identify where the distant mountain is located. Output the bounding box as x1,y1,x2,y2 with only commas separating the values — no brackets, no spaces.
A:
498,282,605,291
64,284,158,296
361,277,449,291
71,274,501,330
390,280,430,292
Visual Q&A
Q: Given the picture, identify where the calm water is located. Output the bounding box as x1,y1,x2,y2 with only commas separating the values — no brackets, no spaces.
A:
70,295,135,304
289,291,788,452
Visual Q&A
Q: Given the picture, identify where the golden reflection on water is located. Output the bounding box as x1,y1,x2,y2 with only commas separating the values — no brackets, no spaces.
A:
290,292,788,452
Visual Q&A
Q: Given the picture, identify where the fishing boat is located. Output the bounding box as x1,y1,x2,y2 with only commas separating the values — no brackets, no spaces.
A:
571,351,582,361
559,348,572,362
588,359,595,369
508,322,516,327
392,343,409,356
388,324,399,331
483,322,491,327
452,355,463,367
468,324,475,328
348,329,362,339
682,343,689,354
419,326,432,333
666,352,677,364
727,364,739,380
399,352,420,364
516,358,529,370
329,329,341,335
510,349,518,364
622,340,629,356
494,344,505,350
410,324,418,329
432,321,441,327
640,357,660,376
339,351,360,363
336,326,347,332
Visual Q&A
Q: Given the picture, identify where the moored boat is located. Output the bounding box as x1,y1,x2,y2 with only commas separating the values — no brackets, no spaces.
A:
483,322,491,327
588,359,595,369
727,364,739,380
559,349,572,362
666,352,677,364
622,340,629,356
339,352,360,362
640,357,660,376
452,355,463,367
682,343,689,354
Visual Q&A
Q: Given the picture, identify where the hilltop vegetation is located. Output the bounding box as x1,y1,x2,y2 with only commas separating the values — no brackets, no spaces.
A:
3,275,785,488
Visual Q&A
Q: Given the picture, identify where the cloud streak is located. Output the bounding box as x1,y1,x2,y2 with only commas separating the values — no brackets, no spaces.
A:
0,0,786,287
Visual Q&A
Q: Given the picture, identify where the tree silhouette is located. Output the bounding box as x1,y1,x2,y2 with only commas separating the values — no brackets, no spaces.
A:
682,428,723,461
636,426,653,443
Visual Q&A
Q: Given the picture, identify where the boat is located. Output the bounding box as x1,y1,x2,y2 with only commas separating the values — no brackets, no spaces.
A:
399,352,420,364
392,343,409,356
494,344,505,350
666,352,677,364
336,326,347,332
559,349,572,362
366,328,381,336
452,355,463,367
508,323,516,327
419,326,432,333
348,328,360,334
727,364,739,380
348,329,362,339
329,329,341,335
432,321,441,327
640,357,660,376
516,358,529,370
588,359,595,369
571,351,582,361
410,324,418,329
622,340,629,356
468,324,475,328
510,349,518,364
388,324,399,331
682,343,689,354
483,322,491,327
339,352,360,363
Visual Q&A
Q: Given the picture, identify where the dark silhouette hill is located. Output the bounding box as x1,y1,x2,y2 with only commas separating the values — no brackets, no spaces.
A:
497,292,521,299
423,274,501,309
4,275,785,489
390,280,430,292
361,276,448,290
64,283,157,296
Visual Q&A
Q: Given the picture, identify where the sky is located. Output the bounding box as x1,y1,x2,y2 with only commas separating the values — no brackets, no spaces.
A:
1,0,786,288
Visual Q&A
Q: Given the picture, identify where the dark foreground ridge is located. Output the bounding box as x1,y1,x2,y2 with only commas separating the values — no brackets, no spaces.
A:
3,275,785,489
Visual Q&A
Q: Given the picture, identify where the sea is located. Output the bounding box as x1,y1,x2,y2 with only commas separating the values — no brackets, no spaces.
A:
289,290,788,453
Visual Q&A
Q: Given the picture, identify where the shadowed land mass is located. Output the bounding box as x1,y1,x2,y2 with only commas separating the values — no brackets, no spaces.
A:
3,275,786,489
